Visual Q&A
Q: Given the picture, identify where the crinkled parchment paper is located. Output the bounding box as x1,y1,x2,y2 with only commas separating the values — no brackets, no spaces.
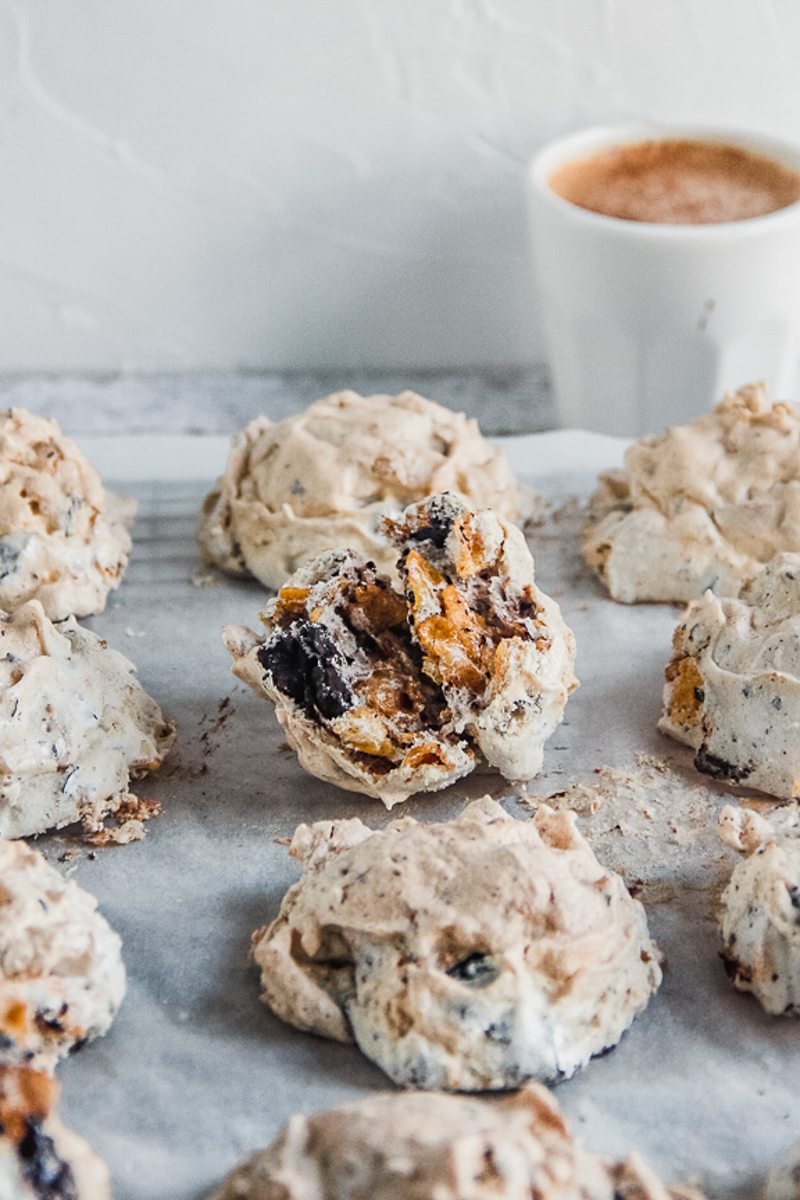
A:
30,431,798,1200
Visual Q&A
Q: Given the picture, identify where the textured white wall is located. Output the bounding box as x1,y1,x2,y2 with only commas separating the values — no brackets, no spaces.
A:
1,0,799,371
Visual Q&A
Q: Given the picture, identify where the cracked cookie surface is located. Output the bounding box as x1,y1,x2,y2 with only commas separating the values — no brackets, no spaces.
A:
224,494,575,806
0,408,135,620
583,384,800,604
0,600,175,838
199,390,534,589
0,840,125,1069
250,798,661,1090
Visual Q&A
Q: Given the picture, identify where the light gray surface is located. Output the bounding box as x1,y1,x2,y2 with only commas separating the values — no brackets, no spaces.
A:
35,433,799,1200
0,368,555,438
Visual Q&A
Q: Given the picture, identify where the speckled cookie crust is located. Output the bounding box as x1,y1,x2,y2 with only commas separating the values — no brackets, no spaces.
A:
198,389,534,590
660,554,800,798
224,493,576,807
583,384,800,604
0,408,135,620
0,1065,110,1198
0,600,174,839
210,1083,697,1200
718,804,800,1015
0,839,126,1068
250,798,661,1090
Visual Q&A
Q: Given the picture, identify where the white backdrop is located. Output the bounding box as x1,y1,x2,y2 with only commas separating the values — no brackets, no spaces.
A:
1,0,799,372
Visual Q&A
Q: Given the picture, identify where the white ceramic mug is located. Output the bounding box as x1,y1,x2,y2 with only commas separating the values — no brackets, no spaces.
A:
527,125,800,436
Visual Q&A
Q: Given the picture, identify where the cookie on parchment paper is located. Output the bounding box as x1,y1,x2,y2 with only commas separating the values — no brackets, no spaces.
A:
584,383,800,604
0,407,135,621
225,493,576,807
0,838,125,1069
250,798,661,1091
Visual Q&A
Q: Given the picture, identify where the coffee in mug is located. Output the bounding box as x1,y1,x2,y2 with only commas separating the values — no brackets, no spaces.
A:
528,126,800,435
548,138,800,225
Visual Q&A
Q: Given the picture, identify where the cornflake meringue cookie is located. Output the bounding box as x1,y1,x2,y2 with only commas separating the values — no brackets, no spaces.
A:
0,838,125,1068
0,600,175,839
583,383,800,604
0,1065,110,1199
764,1140,800,1200
198,390,533,589
718,803,800,1015
660,554,800,797
250,798,661,1090
0,408,135,621
224,494,576,807
210,1084,694,1200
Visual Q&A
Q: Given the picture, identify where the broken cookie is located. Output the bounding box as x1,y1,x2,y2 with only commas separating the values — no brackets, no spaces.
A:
583,383,800,604
0,1064,110,1198
224,494,575,806
660,554,800,798
250,798,661,1090
0,839,125,1068
199,390,534,589
210,1083,696,1200
718,804,800,1015
0,600,175,839
0,408,135,620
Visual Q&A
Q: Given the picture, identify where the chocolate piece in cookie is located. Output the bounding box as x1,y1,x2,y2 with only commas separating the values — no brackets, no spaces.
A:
0,840,125,1069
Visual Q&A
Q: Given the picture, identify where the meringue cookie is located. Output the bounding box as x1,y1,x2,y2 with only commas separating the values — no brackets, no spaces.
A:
763,1140,800,1200
198,390,533,589
718,803,800,1015
0,408,135,620
210,1084,689,1200
225,494,575,807
0,838,125,1068
224,549,476,806
660,554,800,798
250,798,661,1091
0,1065,110,1198
0,600,175,838
583,383,800,604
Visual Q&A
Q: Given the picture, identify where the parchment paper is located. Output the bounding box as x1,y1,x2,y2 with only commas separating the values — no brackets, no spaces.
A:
36,430,799,1200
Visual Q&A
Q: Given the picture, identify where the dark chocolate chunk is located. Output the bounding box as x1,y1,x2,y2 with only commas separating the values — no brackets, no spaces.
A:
694,746,753,784
404,494,457,549
259,622,355,720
